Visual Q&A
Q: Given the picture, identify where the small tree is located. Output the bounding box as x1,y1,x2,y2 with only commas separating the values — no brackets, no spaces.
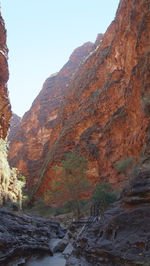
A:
51,152,91,218
91,182,117,214
11,168,26,209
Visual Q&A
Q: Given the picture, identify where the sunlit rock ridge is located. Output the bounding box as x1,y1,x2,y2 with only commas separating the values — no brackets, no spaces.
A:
8,40,97,190
0,11,22,206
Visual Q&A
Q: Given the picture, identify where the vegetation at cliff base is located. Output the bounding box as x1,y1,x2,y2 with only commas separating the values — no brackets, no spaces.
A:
49,151,92,218
28,181,118,221
37,152,118,220
91,182,117,213
113,157,134,174
0,138,26,210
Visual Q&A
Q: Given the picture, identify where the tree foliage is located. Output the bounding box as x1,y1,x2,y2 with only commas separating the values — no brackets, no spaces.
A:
113,157,134,174
92,182,117,213
51,151,91,218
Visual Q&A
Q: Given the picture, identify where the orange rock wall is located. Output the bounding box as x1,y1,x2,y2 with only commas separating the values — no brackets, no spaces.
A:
0,12,11,138
0,11,23,206
34,0,150,199
8,42,95,189
8,113,21,143
9,0,150,202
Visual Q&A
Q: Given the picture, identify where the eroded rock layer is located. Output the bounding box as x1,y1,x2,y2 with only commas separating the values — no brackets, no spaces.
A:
0,208,66,265
8,41,97,188
9,0,150,203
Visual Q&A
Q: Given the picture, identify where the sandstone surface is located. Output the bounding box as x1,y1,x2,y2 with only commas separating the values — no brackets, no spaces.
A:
9,0,150,205
0,11,11,139
8,113,21,143
0,11,22,206
34,0,150,200
8,41,96,189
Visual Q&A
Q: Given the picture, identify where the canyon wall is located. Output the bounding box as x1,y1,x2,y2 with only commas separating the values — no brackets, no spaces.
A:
8,41,97,190
8,113,21,143
0,11,11,139
0,11,22,206
9,0,150,203
66,132,150,266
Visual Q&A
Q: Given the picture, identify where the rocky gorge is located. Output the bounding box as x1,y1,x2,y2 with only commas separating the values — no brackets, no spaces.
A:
8,0,150,204
0,0,150,265
0,208,66,265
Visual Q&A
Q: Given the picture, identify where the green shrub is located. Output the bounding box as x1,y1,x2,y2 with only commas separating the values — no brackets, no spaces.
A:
51,151,92,218
63,200,75,212
63,198,90,215
24,199,53,217
113,157,134,174
91,182,117,213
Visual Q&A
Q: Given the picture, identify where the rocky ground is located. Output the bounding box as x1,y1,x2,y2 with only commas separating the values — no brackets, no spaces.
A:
1,168,150,266
0,208,66,265
66,169,150,266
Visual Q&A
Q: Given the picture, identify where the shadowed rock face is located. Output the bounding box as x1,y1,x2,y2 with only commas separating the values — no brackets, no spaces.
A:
0,12,11,139
66,105,150,265
9,0,149,203
0,208,66,265
66,168,150,265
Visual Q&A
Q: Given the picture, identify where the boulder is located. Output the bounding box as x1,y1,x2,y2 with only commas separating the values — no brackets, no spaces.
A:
0,208,66,265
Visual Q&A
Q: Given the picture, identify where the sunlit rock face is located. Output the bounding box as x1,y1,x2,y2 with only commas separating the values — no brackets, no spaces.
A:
33,0,149,200
8,41,95,189
0,12,11,139
8,113,21,143
0,12,22,206
9,0,149,202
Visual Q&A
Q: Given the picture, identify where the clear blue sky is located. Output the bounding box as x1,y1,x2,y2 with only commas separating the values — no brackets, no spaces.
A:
1,0,120,117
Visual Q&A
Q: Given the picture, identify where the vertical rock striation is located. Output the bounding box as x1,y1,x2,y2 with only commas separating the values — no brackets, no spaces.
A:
8,41,96,189
0,11,11,138
34,0,150,200
9,0,150,204
0,10,22,206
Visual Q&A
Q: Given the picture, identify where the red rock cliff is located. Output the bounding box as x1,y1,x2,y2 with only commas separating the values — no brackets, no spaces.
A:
8,41,95,187
0,11,22,206
0,12,11,138
8,113,21,143
9,0,150,202
34,0,150,199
